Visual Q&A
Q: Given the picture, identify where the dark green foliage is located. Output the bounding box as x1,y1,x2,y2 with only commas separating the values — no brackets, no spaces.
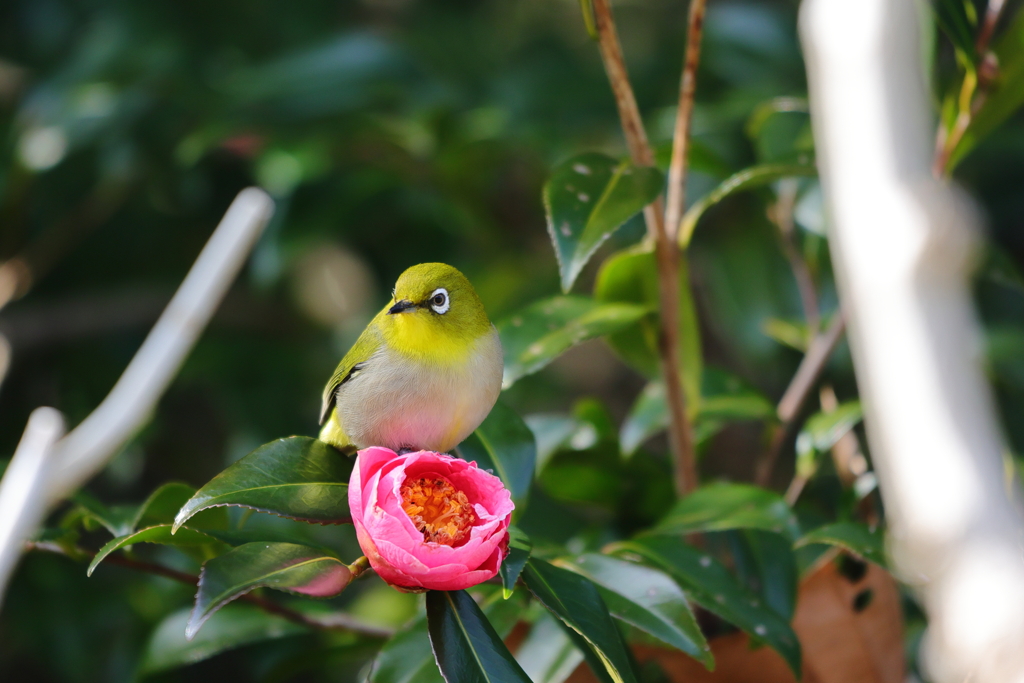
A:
173,437,352,530
5,0,1024,680
499,526,532,598
523,558,639,683
613,537,801,676
425,590,532,683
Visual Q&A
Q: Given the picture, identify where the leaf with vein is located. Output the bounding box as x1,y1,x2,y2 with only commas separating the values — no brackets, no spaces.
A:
612,537,801,676
188,542,352,639
562,553,712,668
426,589,531,683
678,163,816,246
544,152,664,292
522,558,638,683
497,296,648,388
173,437,351,532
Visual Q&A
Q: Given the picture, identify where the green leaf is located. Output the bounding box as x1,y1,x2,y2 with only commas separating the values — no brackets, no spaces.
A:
678,164,816,247
371,613,445,683
455,400,536,504
795,401,862,478
934,0,977,61
620,369,774,456
174,437,351,532
803,401,862,451
951,7,1024,167
620,382,671,456
762,317,810,352
699,367,775,422
522,558,638,683
577,0,598,40
544,153,664,292
742,530,798,621
745,97,810,141
525,414,590,471
514,612,585,683
613,537,801,676
654,482,799,541
88,525,231,576
139,604,307,676
496,296,648,388
70,492,137,537
796,522,885,567
562,554,712,668
594,247,702,411
372,589,523,683
499,526,532,598
188,542,352,639
425,590,532,683
133,482,200,531
560,624,617,683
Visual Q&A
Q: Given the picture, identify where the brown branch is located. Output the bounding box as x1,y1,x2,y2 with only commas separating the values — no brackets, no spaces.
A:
664,0,708,242
933,0,1009,177
776,310,846,424
25,541,393,639
591,0,697,496
754,311,846,486
976,0,1008,55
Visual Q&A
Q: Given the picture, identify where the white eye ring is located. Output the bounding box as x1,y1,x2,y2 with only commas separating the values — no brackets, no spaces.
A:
429,288,450,314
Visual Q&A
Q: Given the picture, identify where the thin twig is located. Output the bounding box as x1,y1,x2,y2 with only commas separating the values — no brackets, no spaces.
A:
777,310,846,424
933,0,1009,176
591,0,697,496
755,311,846,486
25,541,394,638
769,179,820,337
664,0,708,243
976,0,1007,55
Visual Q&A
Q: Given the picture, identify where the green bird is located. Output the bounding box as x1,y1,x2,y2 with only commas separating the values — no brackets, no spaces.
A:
319,263,503,454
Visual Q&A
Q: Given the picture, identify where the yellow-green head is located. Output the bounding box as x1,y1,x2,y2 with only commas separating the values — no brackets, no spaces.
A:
379,263,493,364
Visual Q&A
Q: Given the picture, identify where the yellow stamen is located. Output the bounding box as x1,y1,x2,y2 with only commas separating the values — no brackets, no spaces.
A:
400,476,475,546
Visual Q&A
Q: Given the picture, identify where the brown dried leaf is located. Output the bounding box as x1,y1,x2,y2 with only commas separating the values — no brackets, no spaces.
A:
565,554,904,683
794,556,903,683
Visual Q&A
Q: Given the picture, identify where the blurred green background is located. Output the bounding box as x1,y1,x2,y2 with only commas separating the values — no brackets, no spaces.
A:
2,0,1024,680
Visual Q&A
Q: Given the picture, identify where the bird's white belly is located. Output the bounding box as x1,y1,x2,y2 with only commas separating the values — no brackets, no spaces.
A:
335,331,502,452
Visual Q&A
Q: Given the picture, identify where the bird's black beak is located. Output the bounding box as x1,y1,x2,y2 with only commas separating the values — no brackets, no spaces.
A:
388,299,416,315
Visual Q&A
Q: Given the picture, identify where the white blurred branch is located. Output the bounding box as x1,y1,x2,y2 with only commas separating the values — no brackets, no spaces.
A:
0,408,65,599
801,1,1024,681
0,188,273,609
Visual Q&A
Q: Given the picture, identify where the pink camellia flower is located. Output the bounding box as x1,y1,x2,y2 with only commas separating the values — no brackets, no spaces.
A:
349,447,514,592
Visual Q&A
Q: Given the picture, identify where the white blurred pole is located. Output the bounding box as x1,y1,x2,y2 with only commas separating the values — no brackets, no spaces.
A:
0,188,273,610
801,1,1024,681
0,408,65,598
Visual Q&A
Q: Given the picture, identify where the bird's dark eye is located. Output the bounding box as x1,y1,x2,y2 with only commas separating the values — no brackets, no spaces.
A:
433,294,445,305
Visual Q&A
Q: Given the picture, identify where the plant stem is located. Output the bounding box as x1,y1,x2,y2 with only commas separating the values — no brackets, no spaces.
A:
664,0,707,243
26,540,394,638
769,179,820,337
591,0,698,496
933,0,1009,176
976,0,1007,55
755,311,846,486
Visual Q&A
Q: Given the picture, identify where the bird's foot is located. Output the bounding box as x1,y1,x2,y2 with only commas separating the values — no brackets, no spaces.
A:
397,447,416,455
